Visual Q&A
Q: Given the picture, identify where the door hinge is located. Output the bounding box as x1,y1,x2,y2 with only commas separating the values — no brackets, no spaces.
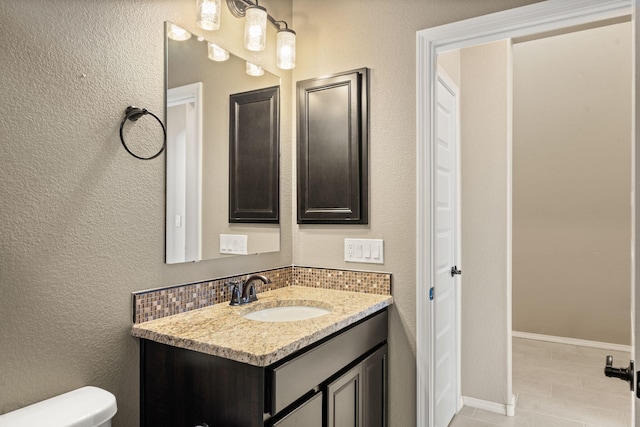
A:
429,287,434,301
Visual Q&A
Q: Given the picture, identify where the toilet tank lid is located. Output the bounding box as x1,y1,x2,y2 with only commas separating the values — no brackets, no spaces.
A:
0,386,117,427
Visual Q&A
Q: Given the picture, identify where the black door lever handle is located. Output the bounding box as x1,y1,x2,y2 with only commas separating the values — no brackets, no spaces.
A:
450,266,462,277
604,355,634,391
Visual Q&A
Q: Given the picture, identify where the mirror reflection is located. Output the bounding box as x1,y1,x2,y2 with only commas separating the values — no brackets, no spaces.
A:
165,22,281,264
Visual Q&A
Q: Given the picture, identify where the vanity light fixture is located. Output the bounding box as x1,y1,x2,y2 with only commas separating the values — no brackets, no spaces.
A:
196,0,222,31
208,42,230,61
244,3,267,51
226,0,296,70
276,22,296,70
167,23,192,41
246,61,264,76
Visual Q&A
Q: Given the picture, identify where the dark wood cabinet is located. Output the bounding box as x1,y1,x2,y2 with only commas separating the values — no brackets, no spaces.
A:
296,69,369,224
362,344,388,427
140,310,387,427
326,344,388,427
327,363,362,427
140,339,264,427
271,392,323,427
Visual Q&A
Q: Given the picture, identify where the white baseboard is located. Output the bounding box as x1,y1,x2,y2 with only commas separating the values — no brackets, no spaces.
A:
512,331,631,353
506,394,516,417
462,396,514,416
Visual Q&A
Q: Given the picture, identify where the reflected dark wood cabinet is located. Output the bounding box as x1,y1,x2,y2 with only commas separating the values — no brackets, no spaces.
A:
229,86,279,223
297,69,369,224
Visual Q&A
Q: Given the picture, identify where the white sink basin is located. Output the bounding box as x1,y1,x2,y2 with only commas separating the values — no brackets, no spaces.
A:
244,305,331,322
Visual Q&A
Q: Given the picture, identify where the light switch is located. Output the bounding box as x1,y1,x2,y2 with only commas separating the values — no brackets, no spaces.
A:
344,238,384,264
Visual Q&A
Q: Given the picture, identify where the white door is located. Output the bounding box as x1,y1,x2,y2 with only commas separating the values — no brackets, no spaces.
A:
433,70,460,427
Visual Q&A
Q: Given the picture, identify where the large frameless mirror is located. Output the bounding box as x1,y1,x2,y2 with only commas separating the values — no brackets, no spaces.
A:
165,22,281,264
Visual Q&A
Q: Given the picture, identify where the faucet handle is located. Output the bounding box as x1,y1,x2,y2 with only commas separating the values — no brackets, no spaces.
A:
244,280,258,303
227,281,242,306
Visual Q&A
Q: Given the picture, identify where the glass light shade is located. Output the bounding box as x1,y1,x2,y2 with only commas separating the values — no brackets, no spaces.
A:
167,23,191,41
244,5,267,51
246,61,264,77
196,0,221,31
207,42,229,61
277,29,296,69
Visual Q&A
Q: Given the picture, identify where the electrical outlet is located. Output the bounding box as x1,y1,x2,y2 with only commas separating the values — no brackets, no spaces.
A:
344,238,384,264
346,240,355,259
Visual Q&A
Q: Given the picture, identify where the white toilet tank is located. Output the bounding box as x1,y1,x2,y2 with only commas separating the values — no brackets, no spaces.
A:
0,386,117,427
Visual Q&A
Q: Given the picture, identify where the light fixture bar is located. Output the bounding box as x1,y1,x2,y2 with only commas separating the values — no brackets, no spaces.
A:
226,0,296,69
226,0,284,28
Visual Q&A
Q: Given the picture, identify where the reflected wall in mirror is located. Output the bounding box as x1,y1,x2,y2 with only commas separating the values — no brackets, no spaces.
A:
165,22,281,264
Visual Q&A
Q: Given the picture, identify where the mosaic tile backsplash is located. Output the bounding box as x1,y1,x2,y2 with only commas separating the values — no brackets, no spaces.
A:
293,267,391,295
133,266,392,324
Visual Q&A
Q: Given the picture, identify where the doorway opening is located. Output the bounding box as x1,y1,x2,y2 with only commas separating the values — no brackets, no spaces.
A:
441,20,633,426
416,1,635,426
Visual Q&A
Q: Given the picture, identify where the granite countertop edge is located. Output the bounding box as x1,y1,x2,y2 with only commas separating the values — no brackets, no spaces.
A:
131,286,392,367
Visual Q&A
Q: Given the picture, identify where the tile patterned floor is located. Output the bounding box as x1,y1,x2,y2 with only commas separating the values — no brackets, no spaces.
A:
449,337,633,427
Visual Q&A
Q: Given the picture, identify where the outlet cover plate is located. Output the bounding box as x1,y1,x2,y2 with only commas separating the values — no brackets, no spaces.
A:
344,238,384,264
220,234,248,255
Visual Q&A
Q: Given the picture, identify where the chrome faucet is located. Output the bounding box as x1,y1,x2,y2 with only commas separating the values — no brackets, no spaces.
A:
228,274,270,306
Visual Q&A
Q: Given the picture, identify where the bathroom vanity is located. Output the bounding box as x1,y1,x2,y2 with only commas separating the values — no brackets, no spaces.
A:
133,286,391,427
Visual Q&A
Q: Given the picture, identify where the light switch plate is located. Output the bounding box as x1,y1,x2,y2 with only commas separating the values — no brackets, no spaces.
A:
344,238,384,264
220,234,248,255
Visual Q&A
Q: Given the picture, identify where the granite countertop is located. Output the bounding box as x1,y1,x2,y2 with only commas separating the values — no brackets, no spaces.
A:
131,285,392,367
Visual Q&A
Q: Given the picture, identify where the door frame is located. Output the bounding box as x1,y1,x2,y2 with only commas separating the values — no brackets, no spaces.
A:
416,1,634,426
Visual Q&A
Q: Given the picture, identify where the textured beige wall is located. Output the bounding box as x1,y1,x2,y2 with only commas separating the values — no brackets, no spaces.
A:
0,0,542,425
512,22,632,345
0,0,293,424
459,40,512,405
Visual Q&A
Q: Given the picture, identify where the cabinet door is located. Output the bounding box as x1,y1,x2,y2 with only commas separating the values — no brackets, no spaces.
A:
362,344,388,427
271,392,322,427
296,68,369,224
141,340,264,427
327,364,363,427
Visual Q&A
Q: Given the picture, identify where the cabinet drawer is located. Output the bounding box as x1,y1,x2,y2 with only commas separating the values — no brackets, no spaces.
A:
270,392,322,427
269,310,387,414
